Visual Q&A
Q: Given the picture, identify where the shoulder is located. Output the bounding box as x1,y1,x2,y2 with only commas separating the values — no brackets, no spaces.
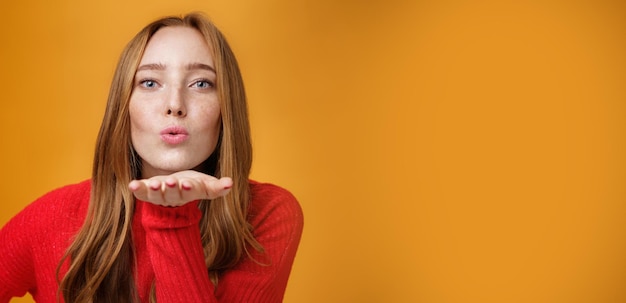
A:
29,179,91,214
248,180,303,219
0,180,91,295
0,179,91,255
1,179,92,247
247,180,304,232
37,179,91,201
11,179,91,228
249,180,299,204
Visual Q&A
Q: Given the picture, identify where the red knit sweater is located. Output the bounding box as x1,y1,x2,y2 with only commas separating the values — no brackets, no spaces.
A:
0,179,303,302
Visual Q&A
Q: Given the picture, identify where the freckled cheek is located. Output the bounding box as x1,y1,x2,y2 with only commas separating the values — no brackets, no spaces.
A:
195,101,222,132
128,102,150,146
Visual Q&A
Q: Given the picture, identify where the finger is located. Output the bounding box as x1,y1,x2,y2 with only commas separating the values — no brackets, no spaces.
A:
180,178,193,191
162,177,183,204
129,179,158,202
145,179,166,205
201,177,233,200
178,177,233,204
129,180,144,193
177,177,206,203
129,180,150,201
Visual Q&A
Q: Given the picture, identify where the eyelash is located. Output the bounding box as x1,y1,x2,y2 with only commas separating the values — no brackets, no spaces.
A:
139,79,158,88
192,79,214,89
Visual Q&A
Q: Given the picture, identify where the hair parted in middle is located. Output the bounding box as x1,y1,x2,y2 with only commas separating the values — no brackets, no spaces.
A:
58,12,262,303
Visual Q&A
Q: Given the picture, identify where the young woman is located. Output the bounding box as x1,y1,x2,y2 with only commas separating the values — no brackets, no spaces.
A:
0,13,303,303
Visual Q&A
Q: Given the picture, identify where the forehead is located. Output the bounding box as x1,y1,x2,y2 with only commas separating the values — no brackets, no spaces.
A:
140,26,214,65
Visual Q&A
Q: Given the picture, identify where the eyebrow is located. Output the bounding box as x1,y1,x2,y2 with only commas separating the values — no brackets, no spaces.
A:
136,63,165,71
186,63,216,73
136,62,216,73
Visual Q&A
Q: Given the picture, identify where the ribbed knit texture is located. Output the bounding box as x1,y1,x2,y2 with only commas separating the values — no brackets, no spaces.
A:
0,179,303,303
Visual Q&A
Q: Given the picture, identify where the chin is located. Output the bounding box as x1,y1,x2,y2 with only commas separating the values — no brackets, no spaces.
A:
141,161,201,177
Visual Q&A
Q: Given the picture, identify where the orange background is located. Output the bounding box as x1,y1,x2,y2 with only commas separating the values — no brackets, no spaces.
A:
1,0,625,302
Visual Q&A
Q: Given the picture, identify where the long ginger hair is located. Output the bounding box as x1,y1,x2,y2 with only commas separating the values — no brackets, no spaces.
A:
57,13,261,302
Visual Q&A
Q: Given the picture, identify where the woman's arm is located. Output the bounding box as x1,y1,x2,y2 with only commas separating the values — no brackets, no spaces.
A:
139,200,216,302
0,181,90,303
131,171,230,302
0,210,35,302
131,172,303,302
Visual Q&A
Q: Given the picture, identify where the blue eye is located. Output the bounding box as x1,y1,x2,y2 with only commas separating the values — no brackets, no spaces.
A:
141,80,157,88
193,80,214,88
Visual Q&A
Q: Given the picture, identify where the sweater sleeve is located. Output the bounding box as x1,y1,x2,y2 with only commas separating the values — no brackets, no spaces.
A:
138,182,304,303
0,181,89,303
0,206,36,302
139,200,216,302
215,182,304,303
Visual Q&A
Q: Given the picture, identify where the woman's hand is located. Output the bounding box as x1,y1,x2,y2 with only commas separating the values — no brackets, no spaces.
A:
128,170,233,207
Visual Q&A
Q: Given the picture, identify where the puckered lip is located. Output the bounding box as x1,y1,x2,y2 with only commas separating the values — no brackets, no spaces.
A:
160,126,189,136
160,126,189,145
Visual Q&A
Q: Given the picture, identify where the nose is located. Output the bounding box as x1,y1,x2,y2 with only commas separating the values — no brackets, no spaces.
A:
166,87,186,117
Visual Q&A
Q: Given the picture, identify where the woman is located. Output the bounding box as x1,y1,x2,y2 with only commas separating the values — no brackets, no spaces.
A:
0,12,303,303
